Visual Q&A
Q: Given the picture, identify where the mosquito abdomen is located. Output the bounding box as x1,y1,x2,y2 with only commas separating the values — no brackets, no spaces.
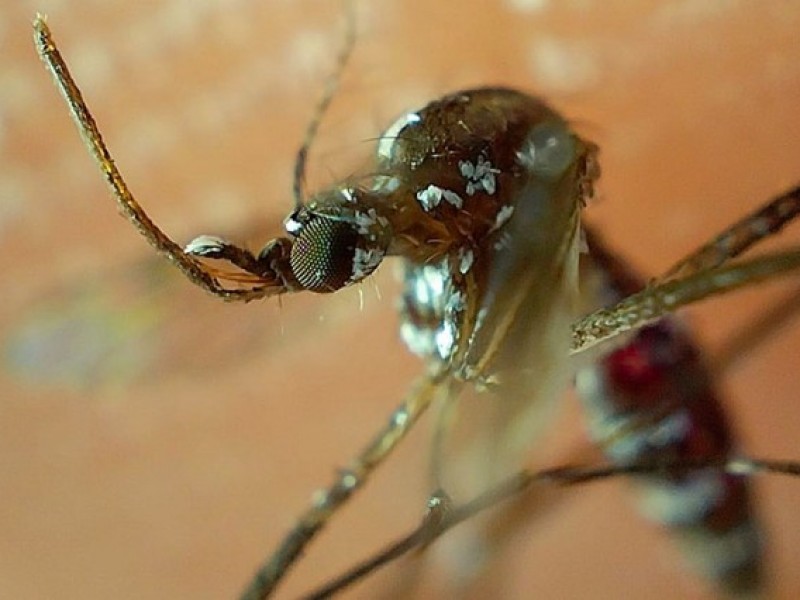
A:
577,236,764,596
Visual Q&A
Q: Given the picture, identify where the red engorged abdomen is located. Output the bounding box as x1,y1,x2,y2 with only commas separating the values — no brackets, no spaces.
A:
577,317,763,594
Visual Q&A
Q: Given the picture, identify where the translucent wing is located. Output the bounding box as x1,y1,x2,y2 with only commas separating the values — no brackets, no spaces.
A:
390,89,598,497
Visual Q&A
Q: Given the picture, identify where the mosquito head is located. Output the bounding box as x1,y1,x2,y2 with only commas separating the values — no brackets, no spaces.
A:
280,187,392,293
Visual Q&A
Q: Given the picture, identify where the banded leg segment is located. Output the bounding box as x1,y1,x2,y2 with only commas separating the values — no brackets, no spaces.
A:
239,369,451,600
573,184,800,354
300,457,800,599
660,185,800,281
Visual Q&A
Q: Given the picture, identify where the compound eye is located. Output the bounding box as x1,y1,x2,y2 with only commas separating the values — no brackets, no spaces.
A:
289,217,364,293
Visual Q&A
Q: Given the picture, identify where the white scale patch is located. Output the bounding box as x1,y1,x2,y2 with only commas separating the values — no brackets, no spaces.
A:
284,214,304,235
586,404,694,466
184,234,228,255
354,208,389,234
492,205,515,231
351,208,390,248
370,174,401,193
434,321,457,361
492,231,512,253
416,184,464,211
377,111,421,161
638,468,726,527
459,154,500,196
457,247,475,274
400,259,466,362
647,410,692,447
351,246,383,281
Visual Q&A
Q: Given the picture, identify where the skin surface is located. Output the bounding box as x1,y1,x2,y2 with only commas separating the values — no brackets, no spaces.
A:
2,1,800,598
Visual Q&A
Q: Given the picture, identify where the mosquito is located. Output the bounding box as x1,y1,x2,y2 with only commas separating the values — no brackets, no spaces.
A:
33,12,800,599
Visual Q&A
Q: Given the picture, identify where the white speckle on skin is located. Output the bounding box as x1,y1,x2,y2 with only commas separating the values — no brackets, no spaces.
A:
505,0,549,13
288,28,333,76
528,35,600,94
652,0,737,29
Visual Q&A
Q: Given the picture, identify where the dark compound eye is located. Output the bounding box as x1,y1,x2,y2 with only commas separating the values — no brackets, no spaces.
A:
289,217,361,293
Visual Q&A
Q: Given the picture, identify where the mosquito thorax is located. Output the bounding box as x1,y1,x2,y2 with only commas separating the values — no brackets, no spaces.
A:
374,88,598,367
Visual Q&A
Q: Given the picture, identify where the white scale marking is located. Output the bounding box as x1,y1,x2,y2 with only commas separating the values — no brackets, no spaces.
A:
459,154,500,196
184,234,228,255
416,184,464,211
377,111,421,160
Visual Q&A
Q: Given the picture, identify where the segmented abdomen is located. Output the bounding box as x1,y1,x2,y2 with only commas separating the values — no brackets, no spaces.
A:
576,232,763,596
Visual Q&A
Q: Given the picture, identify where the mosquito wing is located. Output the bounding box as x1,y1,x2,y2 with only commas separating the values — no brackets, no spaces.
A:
392,89,598,497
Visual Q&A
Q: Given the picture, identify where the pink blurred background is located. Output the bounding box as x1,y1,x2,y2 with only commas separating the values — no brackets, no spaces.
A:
1,1,799,598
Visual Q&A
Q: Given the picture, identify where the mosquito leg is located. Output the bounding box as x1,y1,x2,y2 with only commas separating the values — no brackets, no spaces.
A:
239,369,450,600
658,184,800,281
572,245,800,355
572,184,800,352
300,490,452,600
33,17,280,302
292,0,357,208
301,457,800,598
